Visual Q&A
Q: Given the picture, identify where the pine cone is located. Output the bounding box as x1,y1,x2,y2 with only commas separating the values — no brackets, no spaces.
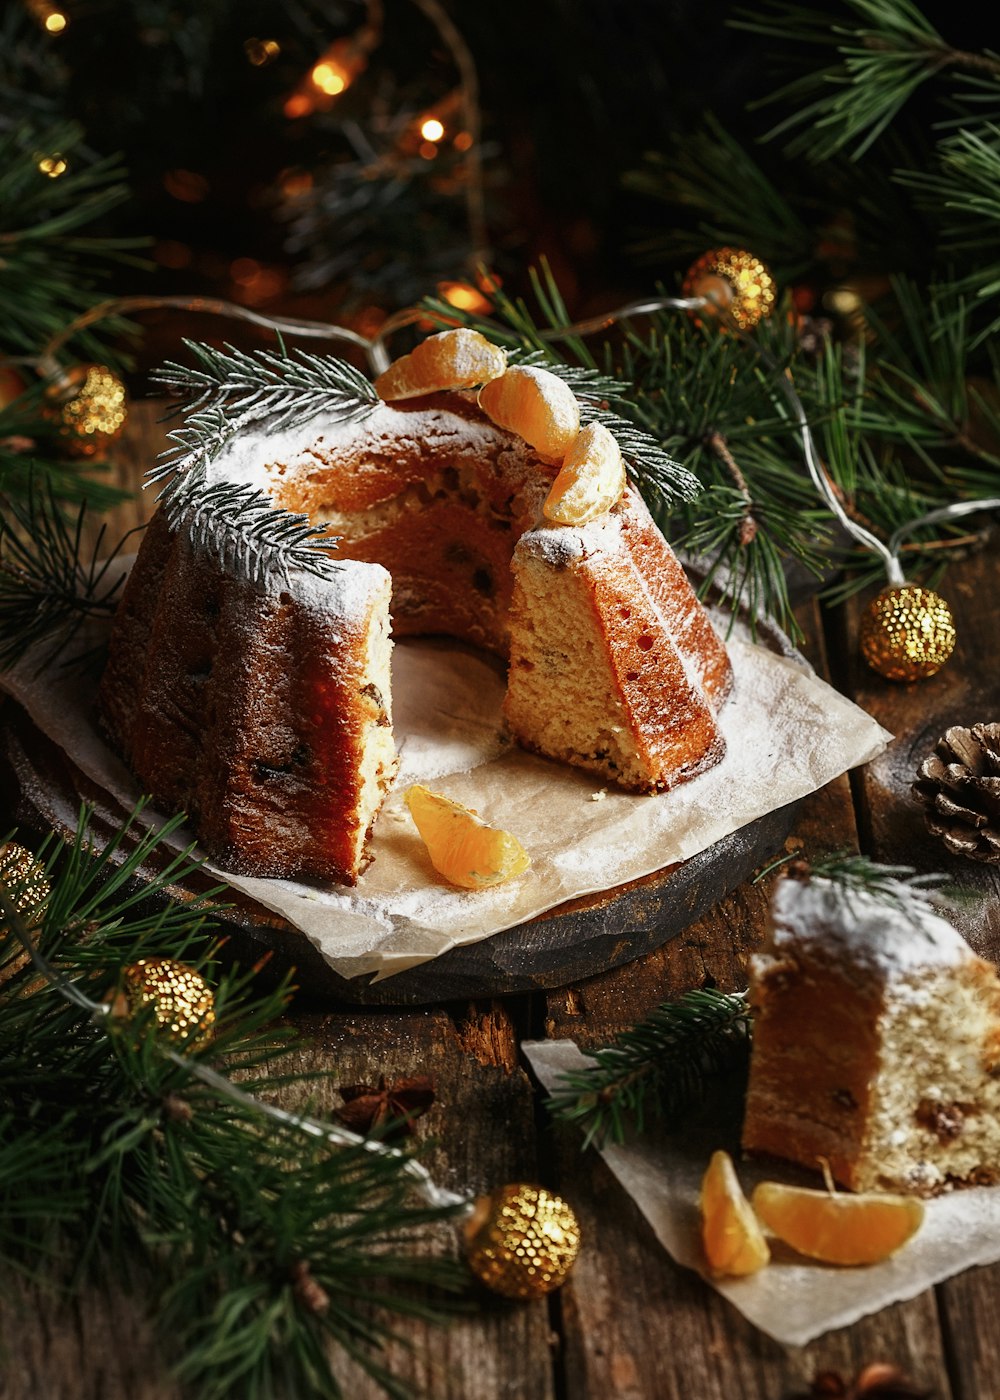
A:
913,723,1000,863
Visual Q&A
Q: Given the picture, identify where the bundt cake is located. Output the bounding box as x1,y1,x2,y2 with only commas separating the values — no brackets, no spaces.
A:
742,872,1000,1195
100,342,732,885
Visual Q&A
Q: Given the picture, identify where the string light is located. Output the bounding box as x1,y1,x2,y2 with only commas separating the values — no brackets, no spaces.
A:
163,169,210,203
37,155,67,178
420,116,445,142
311,59,348,95
26,0,67,32
438,280,491,314
244,37,280,67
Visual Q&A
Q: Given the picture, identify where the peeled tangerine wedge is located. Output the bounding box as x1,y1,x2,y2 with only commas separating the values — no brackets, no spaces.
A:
751,1177,925,1267
405,784,531,890
478,365,580,465
544,421,626,525
699,1151,771,1278
375,328,507,401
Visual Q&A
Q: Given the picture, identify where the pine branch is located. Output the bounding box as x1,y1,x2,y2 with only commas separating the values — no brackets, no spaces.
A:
508,348,701,507
0,480,140,673
172,477,343,588
150,342,378,489
734,0,996,162
0,121,144,365
147,342,381,587
547,989,751,1149
153,340,379,430
0,803,464,1400
625,116,816,279
799,850,950,909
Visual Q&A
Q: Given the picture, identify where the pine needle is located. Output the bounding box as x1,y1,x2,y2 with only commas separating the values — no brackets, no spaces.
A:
547,989,751,1148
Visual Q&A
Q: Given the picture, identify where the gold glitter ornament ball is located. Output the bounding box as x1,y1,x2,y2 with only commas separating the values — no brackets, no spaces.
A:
683,247,777,330
860,584,957,682
463,1183,581,1299
115,958,216,1049
0,841,52,916
45,363,128,458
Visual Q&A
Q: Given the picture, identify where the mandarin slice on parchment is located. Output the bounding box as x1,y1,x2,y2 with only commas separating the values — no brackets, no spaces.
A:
477,365,580,464
543,420,626,525
404,784,531,890
699,1150,771,1277
375,328,507,401
751,1177,925,1266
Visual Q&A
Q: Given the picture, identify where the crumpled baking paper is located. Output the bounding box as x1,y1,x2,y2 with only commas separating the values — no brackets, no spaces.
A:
523,1038,1000,1347
1,601,889,982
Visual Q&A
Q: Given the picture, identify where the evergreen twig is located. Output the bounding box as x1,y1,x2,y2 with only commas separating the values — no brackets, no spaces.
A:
0,804,464,1400
547,989,752,1149
0,480,140,672
0,120,144,365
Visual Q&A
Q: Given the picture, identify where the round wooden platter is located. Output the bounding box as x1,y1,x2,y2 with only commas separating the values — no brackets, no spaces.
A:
0,699,801,1007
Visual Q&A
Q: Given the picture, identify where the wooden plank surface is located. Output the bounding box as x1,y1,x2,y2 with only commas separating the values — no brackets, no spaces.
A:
544,595,955,1400
3,401,998,1397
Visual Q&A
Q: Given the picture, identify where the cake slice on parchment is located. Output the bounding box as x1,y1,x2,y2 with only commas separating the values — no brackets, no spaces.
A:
741,871,1000,1195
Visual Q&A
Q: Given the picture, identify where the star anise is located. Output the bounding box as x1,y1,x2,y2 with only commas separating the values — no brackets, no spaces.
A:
788,1363,933,1399
334,1074,436,1140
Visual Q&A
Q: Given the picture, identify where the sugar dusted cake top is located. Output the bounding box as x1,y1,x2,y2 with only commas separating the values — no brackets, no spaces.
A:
766,874,975,978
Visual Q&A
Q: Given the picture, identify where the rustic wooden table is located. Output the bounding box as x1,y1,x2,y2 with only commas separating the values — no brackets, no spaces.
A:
2,404,998,1399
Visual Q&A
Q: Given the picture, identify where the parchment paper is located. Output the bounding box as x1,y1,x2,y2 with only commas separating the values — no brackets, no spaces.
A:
523,1038,1000,1347
1,603,889,983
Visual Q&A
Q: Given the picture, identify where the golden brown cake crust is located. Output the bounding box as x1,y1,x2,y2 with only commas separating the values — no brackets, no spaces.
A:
101,393,732,880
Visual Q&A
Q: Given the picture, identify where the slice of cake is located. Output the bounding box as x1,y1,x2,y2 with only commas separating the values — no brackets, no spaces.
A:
742,872,1000,1195
100,511,396,885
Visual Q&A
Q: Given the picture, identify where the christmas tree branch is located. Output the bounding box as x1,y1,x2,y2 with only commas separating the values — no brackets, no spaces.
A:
0,804,464,1399
0,479,141,673
547,989,752,1149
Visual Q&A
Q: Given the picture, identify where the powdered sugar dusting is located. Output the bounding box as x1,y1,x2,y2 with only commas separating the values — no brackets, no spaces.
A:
205,400,542,499
285,556,391,619
770,875,973,975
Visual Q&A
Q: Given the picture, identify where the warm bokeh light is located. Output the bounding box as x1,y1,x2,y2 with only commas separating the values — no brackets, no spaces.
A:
420,117,445,142
45,10,67,32
38,155,68,178
280,169,314,198
230,257,262,286
453,130,473,152
230,263,286,306
312,61,348,95
283,93,313,119
826,287,863,315
418,141,438,161
163,169,210,203
439,281,492,314
244,37,281,67
154,240,193,270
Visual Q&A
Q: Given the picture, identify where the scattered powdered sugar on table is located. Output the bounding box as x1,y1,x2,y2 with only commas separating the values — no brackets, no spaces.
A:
523,1038,1000,1347
0,603,890,982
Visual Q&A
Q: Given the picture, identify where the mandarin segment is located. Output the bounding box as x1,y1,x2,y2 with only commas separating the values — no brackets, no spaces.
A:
477,365,580,464
375,328,507,401
404,784,531,889
544,420,626,525
751,1180,925,1266
699,1150,770,1277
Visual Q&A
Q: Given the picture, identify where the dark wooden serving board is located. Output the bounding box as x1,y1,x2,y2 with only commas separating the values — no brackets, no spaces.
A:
0,700,801,1006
